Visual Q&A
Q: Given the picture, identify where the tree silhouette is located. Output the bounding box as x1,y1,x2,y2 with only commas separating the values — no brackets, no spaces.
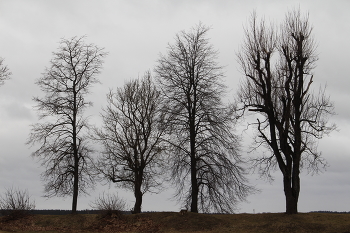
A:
156,23,253,213
27,36,107,213
237,9,336,214
95,73,166,214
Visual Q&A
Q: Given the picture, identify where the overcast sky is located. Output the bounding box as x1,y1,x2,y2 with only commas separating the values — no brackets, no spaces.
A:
0,0,349,213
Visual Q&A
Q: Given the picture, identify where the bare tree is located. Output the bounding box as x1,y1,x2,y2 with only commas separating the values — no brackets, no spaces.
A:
27,36,107,214
155,23,253,213
95,72,165,214
0,57,11,86
237,10,335,214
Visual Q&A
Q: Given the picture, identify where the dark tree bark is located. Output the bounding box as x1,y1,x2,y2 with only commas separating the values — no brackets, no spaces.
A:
95,73,165,214
27,36,107,214
155,23,253,213
134,174,143,214
237,10,335,214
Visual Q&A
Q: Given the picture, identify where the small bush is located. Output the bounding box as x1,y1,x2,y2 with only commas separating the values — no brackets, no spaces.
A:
90,193,128,219
0,187,35,220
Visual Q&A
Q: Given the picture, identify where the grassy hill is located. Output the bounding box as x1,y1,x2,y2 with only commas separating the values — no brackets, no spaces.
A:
1,211,350,233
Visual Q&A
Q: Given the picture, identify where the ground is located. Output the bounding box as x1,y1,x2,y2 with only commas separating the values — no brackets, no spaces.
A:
0,212,350,233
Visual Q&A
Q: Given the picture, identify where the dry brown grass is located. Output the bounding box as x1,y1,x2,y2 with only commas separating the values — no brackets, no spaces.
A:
0,212,350,233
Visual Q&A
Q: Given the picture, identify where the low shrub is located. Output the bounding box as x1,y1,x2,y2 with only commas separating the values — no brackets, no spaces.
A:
0,187,35,221
90,192,128,219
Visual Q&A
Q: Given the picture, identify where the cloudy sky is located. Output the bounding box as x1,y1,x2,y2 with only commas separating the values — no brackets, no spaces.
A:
0,0,349,213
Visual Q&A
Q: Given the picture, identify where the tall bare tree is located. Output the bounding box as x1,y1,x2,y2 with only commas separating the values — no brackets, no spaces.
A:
237,10,335,214
27,36,107,213
155,24,253,213
95,72,165,214
0,57,11,86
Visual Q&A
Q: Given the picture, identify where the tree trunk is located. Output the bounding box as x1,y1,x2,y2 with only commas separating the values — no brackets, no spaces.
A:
285,191,298,214
72,174,78,214
133,192,143,214
133,175,143,214
133,191,142,214
71,81,78,214
72,153,79,214
283,173,299,214
190,154,198,213
190,117,198,213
